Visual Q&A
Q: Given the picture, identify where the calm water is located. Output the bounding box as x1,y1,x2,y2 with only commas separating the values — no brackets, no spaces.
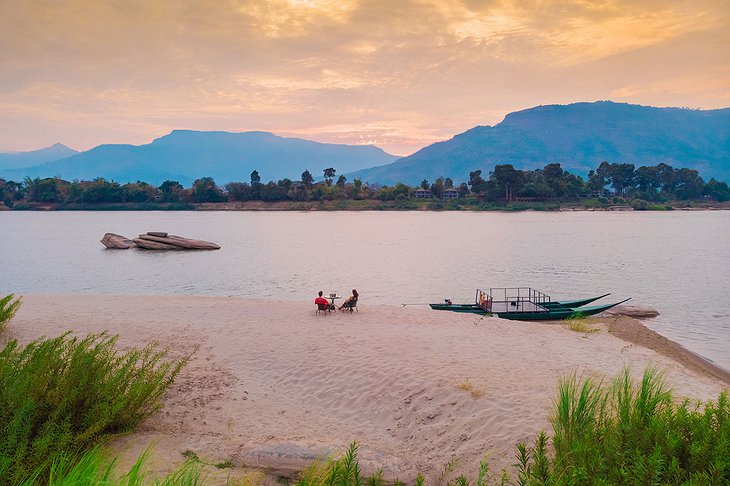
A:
1,210,729,370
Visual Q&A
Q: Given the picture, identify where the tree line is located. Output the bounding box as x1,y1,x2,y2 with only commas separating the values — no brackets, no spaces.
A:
1,162,729,208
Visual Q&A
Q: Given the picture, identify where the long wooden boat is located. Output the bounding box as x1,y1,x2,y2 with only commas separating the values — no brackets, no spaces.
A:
493,299,630,321
429,289,628,321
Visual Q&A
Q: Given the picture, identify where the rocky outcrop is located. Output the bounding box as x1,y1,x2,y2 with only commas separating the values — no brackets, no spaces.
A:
101,232,221,250
100,233,136,249
132,232,221,250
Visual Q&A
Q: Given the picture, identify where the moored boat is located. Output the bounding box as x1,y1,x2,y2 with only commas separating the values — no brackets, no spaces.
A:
429,288,628,321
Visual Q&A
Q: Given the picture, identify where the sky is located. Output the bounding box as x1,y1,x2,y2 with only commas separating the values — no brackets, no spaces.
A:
1,0,728,156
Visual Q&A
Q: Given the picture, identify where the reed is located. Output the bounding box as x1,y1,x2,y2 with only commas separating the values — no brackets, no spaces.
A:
518,367,730,484
0,294,21,334
21,446,204,486
0,332,190,484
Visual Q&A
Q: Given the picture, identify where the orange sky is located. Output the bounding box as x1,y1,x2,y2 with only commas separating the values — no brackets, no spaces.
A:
1,0,728,155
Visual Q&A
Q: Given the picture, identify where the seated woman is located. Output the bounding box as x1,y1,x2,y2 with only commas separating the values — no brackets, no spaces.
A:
338,289,359,311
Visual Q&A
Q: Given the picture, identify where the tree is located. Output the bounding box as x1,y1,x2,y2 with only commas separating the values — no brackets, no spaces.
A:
489,164,525,201
420,179,430,190
191,177,225,203
301,170,314,188
468,170,487,195
431,177,444,198
541,163,567,197
224,182,251,201
24,177,60,203
634,166,661,195
672,168,704,200
353,178,363,198
607,163,635,196
336,175,347,188
588,161,611,195
323,168,336,186
250,170,262,199
703,178,730,202
159,180,183,202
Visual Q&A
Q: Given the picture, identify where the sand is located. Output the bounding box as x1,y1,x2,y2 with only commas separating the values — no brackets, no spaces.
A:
8,294,730,483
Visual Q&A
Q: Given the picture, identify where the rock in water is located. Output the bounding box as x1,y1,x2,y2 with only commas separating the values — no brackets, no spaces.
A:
606,305,659,319
101,233,136,249
132,238,183,250
135,233,221,250
147,231,169,237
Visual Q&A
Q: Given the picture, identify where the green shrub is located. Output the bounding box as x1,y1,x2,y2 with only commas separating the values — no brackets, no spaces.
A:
630,198,649,210
0,332,190,483
0,294,21,334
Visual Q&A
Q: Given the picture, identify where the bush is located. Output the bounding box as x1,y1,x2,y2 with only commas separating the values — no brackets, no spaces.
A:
630,198,649,210
0,294,21,334
0,332,190,483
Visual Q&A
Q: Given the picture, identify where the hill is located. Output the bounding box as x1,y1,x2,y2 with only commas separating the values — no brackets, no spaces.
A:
0,143,78,170
0,131,397,186
348,102,730,185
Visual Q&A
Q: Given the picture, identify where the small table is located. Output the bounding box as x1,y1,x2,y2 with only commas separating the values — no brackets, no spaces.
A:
326,295,341,311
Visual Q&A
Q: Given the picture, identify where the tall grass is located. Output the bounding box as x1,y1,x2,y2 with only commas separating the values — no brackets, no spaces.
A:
0,294,21,334
21,446,204,486
0,332,190,484
518,367,730,484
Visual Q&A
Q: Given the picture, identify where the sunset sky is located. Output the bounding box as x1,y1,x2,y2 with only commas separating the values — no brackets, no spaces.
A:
1,0,728,155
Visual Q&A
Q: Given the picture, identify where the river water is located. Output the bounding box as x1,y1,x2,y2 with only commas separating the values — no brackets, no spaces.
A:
1,210,729,370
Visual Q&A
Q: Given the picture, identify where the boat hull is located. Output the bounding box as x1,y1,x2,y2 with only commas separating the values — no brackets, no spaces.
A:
429,296,629,321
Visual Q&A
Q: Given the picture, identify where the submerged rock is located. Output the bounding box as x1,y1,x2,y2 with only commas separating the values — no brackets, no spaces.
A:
606,305,659,319
100,233,136,249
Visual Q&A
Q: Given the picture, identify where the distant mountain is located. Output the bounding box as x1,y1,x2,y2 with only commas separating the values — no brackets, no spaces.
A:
0,131,398,186
0,143,78,171
348,102,730,185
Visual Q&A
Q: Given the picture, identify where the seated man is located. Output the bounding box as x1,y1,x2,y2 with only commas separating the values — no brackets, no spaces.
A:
315,291,332,310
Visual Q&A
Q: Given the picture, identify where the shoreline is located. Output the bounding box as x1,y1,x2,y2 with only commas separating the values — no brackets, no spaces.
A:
4,200,730,212
7,294,729,481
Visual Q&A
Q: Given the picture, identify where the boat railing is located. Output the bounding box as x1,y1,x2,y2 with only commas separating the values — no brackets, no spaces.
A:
477,287,552,313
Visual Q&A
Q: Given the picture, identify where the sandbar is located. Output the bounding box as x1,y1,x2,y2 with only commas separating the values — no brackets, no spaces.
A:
8,294,729,482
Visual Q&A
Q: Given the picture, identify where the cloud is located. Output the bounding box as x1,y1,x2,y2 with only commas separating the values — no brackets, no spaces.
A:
0,0,727,153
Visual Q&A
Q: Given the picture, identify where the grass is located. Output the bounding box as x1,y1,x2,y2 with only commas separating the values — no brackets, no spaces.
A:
295,369,729,486
0,332,191,484
563,314,598,334
21,446,205,485
0,293,21,334
517,367,730,484
456,379,486,398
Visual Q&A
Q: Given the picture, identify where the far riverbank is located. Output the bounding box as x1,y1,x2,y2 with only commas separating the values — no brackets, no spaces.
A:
4,198,730,211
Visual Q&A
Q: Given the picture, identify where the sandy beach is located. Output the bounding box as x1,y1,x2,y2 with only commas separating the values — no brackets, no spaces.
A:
8,294,730,483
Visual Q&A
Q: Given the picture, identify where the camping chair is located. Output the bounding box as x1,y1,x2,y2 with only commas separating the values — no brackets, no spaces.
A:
342,299,358,312
316,303,330,315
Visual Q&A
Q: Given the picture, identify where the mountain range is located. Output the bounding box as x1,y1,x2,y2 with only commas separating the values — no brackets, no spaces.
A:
1,101,729,186
348,101,730,185
0,143,78,170
0,131,398,186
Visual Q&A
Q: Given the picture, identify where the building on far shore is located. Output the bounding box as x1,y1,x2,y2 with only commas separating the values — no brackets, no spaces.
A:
415,189,432,198
442,188,459,199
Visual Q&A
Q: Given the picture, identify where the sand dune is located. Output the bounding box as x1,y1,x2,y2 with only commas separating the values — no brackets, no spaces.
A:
9,295,729,482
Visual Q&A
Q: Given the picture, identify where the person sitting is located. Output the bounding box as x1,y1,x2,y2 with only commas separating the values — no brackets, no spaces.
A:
315,291,333,311
339,289,359,311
